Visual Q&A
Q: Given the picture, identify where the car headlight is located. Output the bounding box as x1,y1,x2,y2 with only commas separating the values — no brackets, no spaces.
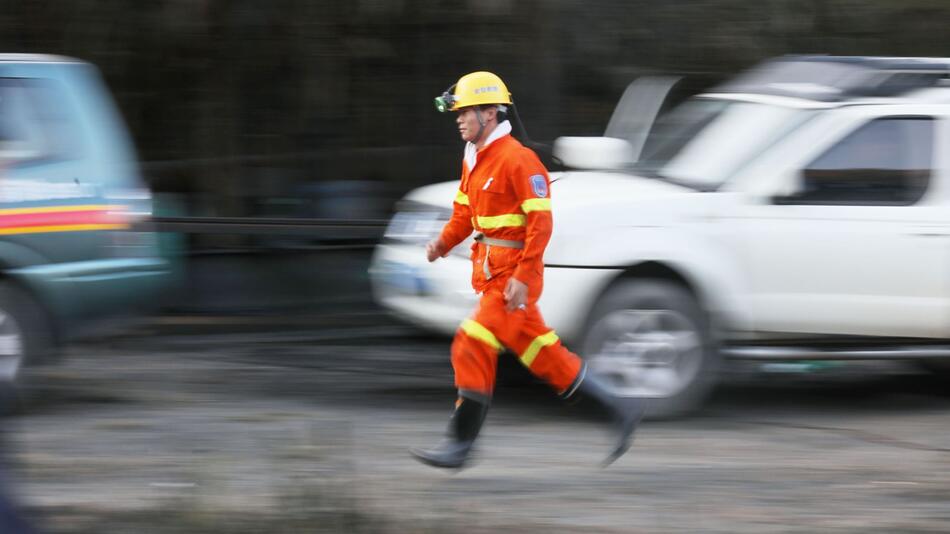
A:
384,202,451,244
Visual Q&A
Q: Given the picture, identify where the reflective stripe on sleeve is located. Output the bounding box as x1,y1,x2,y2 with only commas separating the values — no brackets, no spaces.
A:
521,198,551,213
476,214,526,229
455,190,470,206
460,319,502,351
519,331,560,367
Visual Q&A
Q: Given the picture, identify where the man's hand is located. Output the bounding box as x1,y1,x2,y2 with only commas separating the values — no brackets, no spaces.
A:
504,277,528,312
425,238,446,262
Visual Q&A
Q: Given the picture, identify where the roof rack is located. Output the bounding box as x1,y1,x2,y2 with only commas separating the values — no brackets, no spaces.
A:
714,55,950,101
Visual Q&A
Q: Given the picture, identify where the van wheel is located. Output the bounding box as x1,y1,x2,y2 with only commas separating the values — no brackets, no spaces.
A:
580,279,718,419
0,282,51,385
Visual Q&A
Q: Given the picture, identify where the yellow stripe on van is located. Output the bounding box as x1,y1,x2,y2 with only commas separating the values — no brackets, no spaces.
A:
0,223,129,235
0,205,124,216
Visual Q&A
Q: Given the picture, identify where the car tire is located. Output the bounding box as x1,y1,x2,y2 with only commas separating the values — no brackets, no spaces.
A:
580,278,718,419
0,281,52,386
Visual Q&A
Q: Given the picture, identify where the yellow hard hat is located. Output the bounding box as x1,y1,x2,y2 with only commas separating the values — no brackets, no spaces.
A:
434,71,512,112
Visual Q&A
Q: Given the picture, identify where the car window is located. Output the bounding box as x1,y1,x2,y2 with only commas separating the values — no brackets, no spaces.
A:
636,98,813,189
0,78,83,163
782,117,933,205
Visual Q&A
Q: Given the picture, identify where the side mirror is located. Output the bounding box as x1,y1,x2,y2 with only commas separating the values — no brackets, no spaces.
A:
553,136,635,171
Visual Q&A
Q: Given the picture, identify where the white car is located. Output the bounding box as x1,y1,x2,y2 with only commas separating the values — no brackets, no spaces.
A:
371,56,950,417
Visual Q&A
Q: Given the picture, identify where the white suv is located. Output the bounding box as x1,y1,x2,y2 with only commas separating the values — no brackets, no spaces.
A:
370,56,950,417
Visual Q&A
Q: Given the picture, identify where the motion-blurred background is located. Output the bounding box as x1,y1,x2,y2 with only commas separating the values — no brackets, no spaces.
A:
6,1,949,240
3,0,945,311
2,3,950,533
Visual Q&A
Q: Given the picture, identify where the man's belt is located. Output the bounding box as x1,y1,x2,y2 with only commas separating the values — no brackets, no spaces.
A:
474,233,524,249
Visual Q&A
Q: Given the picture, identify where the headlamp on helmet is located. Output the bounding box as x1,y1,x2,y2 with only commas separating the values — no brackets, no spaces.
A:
434,85,457,113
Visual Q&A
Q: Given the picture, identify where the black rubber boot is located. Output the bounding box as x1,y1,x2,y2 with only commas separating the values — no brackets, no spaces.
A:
409,395,489,469
566,367,645,466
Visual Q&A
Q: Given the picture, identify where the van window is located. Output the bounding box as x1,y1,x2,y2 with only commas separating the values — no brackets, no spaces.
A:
0,78,83,163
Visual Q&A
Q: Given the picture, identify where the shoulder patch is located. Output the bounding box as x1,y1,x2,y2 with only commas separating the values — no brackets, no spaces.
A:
529,174,548,198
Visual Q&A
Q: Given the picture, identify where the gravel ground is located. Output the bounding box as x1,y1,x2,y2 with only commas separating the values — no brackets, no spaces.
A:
2,308,950,533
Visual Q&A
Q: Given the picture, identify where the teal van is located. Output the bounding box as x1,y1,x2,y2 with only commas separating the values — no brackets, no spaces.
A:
0,54,169,381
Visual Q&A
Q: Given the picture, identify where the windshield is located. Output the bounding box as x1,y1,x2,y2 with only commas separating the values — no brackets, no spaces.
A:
635,98,813,189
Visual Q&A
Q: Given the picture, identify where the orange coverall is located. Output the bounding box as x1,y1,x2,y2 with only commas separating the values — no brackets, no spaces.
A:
439,132,583,397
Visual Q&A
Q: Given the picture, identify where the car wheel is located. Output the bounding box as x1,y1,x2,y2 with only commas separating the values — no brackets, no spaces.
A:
0,282,51,385
580,278,718,418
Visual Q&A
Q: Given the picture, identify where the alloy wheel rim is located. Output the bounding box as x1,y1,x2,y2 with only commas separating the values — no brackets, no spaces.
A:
585,308,703,398
0,310,24,382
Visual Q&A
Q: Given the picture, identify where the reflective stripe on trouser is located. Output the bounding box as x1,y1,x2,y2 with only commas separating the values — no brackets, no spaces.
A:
452,284,582,396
